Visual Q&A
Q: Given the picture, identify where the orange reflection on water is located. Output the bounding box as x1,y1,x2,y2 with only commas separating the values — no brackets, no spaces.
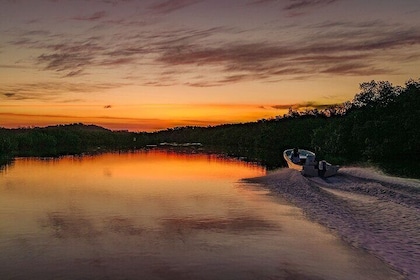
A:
0,150,266,227
6,150,265,194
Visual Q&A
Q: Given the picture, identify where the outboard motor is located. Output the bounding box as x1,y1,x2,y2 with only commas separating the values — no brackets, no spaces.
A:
305,154,315,165
318,160,327,177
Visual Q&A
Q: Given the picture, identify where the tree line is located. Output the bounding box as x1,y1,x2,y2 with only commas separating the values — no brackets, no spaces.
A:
147,78,420,177
0,124,146,157
1,79,419,177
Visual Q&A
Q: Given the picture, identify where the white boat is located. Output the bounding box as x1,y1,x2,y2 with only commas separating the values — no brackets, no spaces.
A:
283,148,339,177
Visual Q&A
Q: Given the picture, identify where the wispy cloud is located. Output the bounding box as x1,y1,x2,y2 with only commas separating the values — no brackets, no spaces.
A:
148,0,202,14
248,0,278,5
284,0,337,11
284,0,338,15
271,101,334,110
0,64,29,69
101,0,134,6
0,82,125,101
36,39,104,77
63,69,85,78
38,53,92,76
72,11,108,21
249,0,338,15
47,0,134,5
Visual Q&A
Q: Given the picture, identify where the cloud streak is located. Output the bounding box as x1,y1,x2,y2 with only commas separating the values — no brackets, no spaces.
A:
284,0,338,11
271,101,336,111
249,0,339,15
72,11,108,21
1,82,125,101
148,0,202,14
36,39,105,76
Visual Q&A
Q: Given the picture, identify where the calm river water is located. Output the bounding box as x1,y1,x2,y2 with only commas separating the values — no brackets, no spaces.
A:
0,150,400,279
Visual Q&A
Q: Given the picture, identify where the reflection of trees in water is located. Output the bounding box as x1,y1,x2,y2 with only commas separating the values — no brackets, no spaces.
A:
43,211,101,240
0,157,14,173
206,146,284,170
41,212,144,240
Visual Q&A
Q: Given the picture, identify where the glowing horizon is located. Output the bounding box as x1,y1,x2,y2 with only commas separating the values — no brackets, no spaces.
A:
0,103,291,131
1,0,419,131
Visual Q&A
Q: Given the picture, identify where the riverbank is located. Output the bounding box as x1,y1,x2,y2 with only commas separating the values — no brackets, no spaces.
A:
245,167,420,279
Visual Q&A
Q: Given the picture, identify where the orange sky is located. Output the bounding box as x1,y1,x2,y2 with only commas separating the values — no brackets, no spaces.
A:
0,103,286,131
1,0,419,131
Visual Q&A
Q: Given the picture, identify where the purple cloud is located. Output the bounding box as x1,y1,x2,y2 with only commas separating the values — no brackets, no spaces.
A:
73,11,108,21
249,0,278,4
36,39,105,76
149,0,202,14
0,82,125,101
284,0,338,11
272,102,336,110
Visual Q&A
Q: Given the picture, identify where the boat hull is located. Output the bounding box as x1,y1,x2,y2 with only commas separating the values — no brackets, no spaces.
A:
283,149,339,177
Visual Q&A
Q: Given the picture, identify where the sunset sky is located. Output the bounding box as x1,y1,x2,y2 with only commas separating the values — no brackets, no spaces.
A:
1,0,419,131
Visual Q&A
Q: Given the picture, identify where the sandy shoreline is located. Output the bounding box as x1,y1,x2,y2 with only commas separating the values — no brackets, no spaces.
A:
245,167,420,280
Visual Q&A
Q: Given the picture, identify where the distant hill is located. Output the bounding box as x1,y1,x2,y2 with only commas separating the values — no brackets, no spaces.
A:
0,122,137,157
49,123,112,132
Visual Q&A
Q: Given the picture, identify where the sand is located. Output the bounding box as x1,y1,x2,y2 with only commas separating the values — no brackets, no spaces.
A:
245,167,420,279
